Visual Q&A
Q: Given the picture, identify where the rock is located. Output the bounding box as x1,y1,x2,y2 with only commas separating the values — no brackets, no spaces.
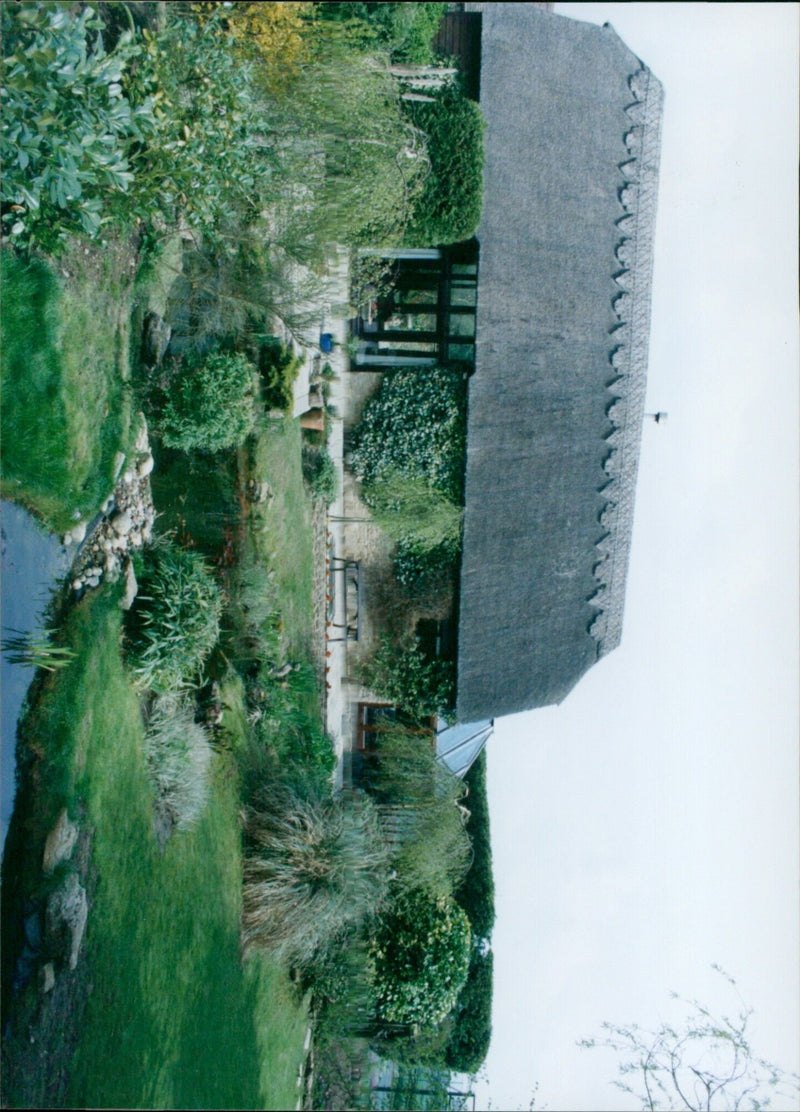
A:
119,559,138,611
122,469,134,485
111,510,133,536
134,413,149,453
72,578,83,592
40,963,56,994
43,809,79,874
69,521,87,545
136,453,154,478
45,873,88,971
63,534,73,547
141,312,172,367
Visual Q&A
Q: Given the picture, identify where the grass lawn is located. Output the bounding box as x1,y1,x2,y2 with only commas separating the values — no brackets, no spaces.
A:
246,417,315,661
0,243,138,534
1,589,309,1110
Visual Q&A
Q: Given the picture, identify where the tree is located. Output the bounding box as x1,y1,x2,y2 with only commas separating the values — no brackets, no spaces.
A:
579,966,800,1111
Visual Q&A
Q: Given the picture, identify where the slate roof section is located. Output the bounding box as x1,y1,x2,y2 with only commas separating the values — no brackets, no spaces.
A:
456,5,663,722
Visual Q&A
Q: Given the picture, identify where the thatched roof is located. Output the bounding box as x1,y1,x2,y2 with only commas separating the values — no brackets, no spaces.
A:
456,5,663,721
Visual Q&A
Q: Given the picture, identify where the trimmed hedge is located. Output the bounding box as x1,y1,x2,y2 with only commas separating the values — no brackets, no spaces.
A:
454,749,496,941
405,88,486,246
445,948,493,1073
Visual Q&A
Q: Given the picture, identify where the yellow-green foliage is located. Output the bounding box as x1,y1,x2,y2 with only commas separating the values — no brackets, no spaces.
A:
192,1,314,90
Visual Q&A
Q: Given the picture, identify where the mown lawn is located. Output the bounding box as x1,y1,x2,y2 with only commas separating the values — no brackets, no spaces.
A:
246,416,315,661
0,243,138,533
2,589,309,1110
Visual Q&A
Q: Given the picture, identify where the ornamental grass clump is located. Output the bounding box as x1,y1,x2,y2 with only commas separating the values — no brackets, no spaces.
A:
370,888,472,1026
125,544,222,693
241,782,391,965
144,694,213,830
159,350,257,453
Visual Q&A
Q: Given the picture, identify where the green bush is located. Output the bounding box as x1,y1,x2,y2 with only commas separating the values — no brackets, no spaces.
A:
348,365,467,502
241,781,391,964
159,349,257,452
405,88,486,246
360,635,456,723
0,4,154,251
259,339,302,414
302,445,339,505
125,543,223,692
393,535,460,595
144,694,213,830
370,889,471,1026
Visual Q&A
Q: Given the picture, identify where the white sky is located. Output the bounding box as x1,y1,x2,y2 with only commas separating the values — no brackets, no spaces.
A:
478,5,800,1110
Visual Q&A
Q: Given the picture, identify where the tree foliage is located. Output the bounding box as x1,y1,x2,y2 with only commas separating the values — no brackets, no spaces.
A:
370,889,472,1026
445,948,494,1074
454,749,496,942
405,88,486,246
316,3,448,64
579,966,800,1111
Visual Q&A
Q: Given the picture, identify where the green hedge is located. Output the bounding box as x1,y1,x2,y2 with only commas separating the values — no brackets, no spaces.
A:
445,949,493,1073
405,88,486,246
454,749,496,941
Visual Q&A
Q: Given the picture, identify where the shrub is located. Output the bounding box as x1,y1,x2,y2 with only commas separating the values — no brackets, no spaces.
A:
348,365,467,502
393,535,460,595
259,339,302,414
316,3,447,64
125,543,223,692
0,4,154,251
370,889,471,1026
445,948,493,1073
241,782,390,964
159,350,257,452
405,88,486,246
360,635,456,723
144,694,213,830
366,471,462,547
302,445,339,505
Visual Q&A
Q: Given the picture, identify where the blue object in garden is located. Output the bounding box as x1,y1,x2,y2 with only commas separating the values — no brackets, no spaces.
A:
320,333,334,353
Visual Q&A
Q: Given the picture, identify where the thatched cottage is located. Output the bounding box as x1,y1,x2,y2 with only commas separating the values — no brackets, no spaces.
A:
342,3,663,758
